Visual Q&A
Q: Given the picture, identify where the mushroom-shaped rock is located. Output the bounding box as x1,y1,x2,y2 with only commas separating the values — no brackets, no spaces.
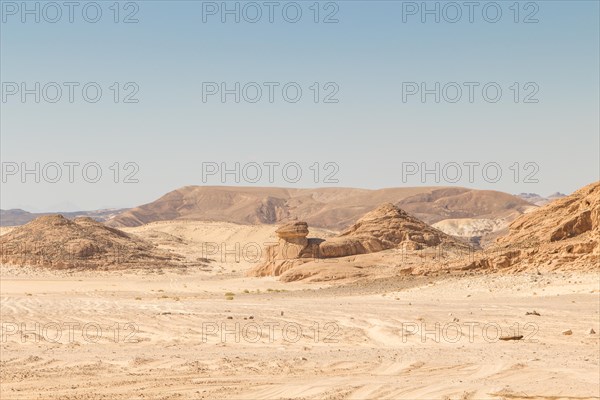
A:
276,222,309,240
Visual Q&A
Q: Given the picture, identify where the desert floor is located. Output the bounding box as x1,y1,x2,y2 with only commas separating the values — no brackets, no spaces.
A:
1,265,599,400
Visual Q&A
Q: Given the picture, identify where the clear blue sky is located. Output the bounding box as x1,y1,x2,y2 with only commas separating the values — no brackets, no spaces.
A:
1,0,599,211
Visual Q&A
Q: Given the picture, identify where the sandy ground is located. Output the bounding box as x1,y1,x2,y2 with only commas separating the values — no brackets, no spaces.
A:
1,221,599,399
1,266,599,400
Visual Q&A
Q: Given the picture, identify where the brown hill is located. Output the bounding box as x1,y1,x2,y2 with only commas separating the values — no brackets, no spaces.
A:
467,182,599,271
0,215,181,270
107,186,533,235
397,187,529,224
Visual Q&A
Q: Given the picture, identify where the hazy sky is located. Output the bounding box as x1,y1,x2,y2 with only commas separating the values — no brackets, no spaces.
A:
1,0,599,212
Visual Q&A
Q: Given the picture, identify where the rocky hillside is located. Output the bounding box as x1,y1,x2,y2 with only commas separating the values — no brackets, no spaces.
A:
468,182,599,271
321,203,470,257
0,215,181,270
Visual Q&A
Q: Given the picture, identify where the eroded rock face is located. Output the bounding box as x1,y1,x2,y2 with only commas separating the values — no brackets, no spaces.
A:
550,210,593,242
319,237,386,258
466,181,600,272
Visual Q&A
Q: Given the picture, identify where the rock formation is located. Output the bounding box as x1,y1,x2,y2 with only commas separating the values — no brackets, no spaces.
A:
316,203,468,258
466,182,599,271
268,222,314,259
249,203,469,277
254,221,322,276
0,215,181,270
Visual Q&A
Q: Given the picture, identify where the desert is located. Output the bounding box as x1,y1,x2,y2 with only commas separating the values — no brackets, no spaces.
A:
4,3,599,398
1,183,598,399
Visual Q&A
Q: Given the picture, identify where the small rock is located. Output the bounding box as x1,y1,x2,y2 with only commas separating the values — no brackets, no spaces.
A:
499,335,523,341
280,311,284,316
227,316,233,320
526,310,541,316
588,328,596,334
562,329,572,335
249,316,254,319
452,317,459,322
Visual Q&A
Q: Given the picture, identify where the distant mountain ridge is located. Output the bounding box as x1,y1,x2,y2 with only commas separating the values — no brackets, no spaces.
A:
106,186,534,233
0,208,129,227
517,192,566,206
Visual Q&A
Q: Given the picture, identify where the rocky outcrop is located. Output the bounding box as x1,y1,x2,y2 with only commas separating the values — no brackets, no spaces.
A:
340,203,456,247
465,182,599,271
0,215,182,270
266,222,321,260
318,203,466,258
249,204,469,277
549,210,593,242
249,221,322,276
